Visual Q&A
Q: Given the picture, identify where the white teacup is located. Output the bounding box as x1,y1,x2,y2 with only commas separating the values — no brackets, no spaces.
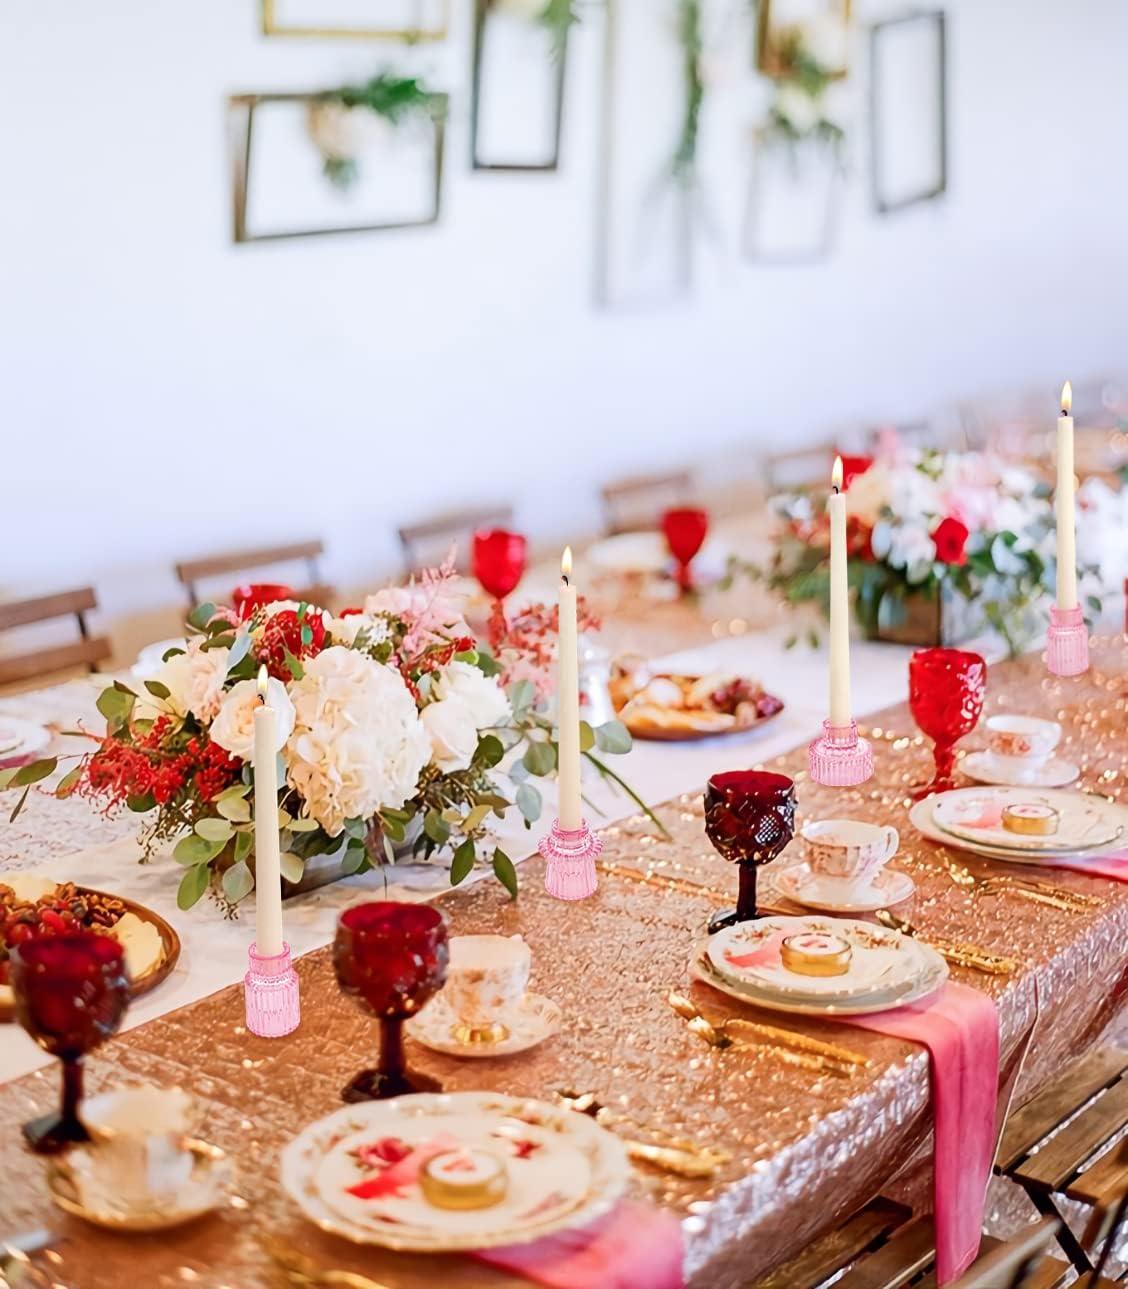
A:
802,819,900,890
79,1085,197,1206
985,714,1061,770
443,935,531,1045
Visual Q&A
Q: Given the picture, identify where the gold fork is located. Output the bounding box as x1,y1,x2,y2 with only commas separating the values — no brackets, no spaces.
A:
667,998,855,1077
944,859,1100,911
260,1235,393,1289
876,909,1020,975
556,1091,729,1177
666,991,870,1072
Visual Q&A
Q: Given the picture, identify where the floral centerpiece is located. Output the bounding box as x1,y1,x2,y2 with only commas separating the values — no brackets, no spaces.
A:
2,565,654,911
739,446,1109,656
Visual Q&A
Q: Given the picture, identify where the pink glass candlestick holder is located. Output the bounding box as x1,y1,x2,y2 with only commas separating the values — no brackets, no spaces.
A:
808,719,874,787
540,818,601,900
244,941,300,1038
1047,604,1089,676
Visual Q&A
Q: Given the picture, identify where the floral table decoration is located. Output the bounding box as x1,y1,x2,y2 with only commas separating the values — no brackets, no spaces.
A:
734,447,1110,656
0,565,651,911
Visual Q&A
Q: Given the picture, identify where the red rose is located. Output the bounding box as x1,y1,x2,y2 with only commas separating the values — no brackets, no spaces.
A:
933,516,969,565
256,608,327,679
839,455,874,490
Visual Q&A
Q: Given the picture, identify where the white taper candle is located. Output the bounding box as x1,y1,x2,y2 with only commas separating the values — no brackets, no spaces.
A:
828,456,852,728
556,547,582,831
1056,381,1078,611
253,665,284,957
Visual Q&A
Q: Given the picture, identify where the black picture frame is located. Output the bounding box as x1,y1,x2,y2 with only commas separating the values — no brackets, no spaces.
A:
869,10,948,215
229,91,447,245
470,0,568,173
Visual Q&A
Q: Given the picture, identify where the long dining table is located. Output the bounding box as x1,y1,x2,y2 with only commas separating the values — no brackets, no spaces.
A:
1,629,1125,1288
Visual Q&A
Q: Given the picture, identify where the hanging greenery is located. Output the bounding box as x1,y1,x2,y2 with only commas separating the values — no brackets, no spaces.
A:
671,0,704,187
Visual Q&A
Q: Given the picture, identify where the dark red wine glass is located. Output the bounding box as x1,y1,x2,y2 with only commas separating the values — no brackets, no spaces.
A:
471,528,527,602
10,933,130,1153
704,770,796,934
908,648,987,798
333,902,449,1102
232,582,295,621
661,508,709,594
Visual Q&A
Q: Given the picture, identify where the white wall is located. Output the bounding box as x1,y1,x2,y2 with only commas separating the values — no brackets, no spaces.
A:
2,0,1126,644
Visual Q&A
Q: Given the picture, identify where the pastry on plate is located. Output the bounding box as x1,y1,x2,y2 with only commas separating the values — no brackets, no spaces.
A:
610,662,784,741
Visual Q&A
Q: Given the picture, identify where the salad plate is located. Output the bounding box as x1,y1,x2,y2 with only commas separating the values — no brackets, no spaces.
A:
931,787,1125,853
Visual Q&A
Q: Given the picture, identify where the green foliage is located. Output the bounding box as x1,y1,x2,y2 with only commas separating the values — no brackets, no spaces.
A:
450,837,476,886
672,0,704,187
329,73,446,124
492,848,518,899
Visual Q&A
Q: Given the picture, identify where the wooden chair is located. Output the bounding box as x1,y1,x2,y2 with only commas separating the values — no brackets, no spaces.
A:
762,445,835,495
0,588,112,687
174,540,332,611
600,469,693,535
397,505,514,575
995,1047,1128,1279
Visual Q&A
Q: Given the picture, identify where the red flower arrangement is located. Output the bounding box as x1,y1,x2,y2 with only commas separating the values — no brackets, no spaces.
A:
932,516,970,566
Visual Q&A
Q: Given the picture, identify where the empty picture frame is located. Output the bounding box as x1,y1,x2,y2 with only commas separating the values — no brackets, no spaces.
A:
261,0,450,40
471,0,568,171
229,92,447,244
593,0,693,309
756,0,852,78
869,10,947,214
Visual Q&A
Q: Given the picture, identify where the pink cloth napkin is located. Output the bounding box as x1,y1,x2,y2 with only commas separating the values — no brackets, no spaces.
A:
1047,846,1128,881
846,981,999,1285
475,1200,684,1289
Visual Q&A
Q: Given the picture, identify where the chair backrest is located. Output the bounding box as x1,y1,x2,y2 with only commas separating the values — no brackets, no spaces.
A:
763,445,834,494
0,587,112,687
397,505,514,575
600,470,693,535
174,540,330,610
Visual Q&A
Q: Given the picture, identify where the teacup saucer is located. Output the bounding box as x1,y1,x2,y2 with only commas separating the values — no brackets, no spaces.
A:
775,863,915,913
48,1138,233,1231
407,992,562,1058
962,751,1079,789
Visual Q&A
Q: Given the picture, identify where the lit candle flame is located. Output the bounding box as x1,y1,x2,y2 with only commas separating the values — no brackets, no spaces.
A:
257,664,269,702
561,546,573,580
1060,381,1072,416
832,456,843,492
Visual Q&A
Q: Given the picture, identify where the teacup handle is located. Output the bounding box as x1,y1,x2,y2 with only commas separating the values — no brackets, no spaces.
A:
882,826,900,860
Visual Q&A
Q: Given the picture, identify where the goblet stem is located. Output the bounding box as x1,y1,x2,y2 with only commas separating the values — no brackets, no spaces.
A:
22,1055,90,1154
933,739,957,790
380,1016,406,1083
675,562,693,595
61,1054,85,1135
735,864,759,921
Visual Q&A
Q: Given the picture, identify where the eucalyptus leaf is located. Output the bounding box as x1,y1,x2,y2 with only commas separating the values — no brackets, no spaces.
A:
516,782,542,824
507,679,536,712
55,766,83,799
286,817,320,832
279,851,305,885
492,848,519,899
579,721,595,752
226,631,252,670
6,758,57,787
593,719,632,755
450,838,476,885
522,741,557,777
424,809,451,846
8,785,31,823
173,834,225,866
234,829,254,865
187,602,218,630
143,679,171,700
215,782,251,801
96,688,133,724
342,845,367,875
475,734,505,769
216,795,252,823
463,802,492,833
127,792,156,813
222,860,254,904
195,817,234,843
177,863,211,910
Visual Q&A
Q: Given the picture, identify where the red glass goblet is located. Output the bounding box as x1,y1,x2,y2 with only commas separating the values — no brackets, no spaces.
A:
333,902,449,1103
704,770,796,934
10,933,130,1153
908,647,987,798
472,528,528,602
232,582,295,621
661,507,710,594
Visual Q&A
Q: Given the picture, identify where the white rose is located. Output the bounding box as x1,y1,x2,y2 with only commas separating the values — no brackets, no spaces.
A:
283,647,430,836
328,612,390,648
211,676,296,762
183,639,232,722
422,700,480,772
431,661,510,730
153,650,193,718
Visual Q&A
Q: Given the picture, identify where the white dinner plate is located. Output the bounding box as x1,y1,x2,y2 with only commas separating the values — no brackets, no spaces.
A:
692,934,946,1017
961,751,1079,789
909,796,1124,866
0,717,51,766
771,863,916,914
705,916,938,1003
280,1093,628,1253
931,787,1126,853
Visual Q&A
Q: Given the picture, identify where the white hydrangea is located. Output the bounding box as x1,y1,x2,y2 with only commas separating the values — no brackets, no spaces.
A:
283,647,429,836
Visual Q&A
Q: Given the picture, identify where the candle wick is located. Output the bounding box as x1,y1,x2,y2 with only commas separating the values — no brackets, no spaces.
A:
561,574,570,587
832,485,840,495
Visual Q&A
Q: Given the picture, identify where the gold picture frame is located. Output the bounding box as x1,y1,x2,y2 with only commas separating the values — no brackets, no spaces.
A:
755,0,852,79
261,0,450,42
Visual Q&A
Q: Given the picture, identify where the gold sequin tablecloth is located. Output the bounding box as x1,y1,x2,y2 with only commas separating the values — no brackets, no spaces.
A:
2,641,1127,1289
